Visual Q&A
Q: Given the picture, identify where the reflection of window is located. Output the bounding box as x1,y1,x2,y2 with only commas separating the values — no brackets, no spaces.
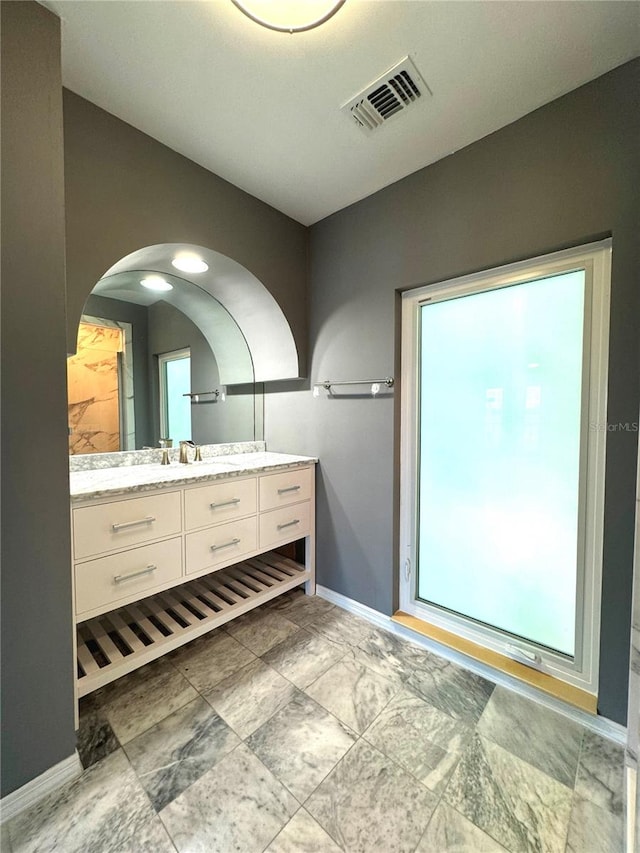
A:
158,348,191,442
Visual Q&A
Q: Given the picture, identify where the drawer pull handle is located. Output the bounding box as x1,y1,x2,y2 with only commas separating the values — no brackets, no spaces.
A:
277,519,300,530
113,564,157,584
210,538,241,552
111,516,156,532
210,498,241,509
277,485,301,494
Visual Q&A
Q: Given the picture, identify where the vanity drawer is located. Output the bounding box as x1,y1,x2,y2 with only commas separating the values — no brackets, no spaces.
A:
73,491,182,560
184,477,257,531
259,501,311,550
75,537,182,618
259,467,313,511
185,516,257,575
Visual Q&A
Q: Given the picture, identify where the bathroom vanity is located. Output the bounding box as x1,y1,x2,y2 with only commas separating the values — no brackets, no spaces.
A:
69,444,317,698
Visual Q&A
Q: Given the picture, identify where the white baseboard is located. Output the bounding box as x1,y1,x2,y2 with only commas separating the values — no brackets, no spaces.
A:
316,584,627,746
317,584,397,632
0,752,82,824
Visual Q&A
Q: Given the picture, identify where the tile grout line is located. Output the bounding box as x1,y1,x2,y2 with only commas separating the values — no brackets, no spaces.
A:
318,586,626,745
72,594,622,853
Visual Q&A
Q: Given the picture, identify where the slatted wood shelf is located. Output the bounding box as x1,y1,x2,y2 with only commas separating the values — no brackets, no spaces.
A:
76,550,309,697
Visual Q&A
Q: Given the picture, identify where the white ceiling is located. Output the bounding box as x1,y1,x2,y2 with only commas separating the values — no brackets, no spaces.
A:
44,0,639,226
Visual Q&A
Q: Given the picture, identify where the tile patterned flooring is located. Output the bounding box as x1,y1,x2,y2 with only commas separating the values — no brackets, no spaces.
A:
5,590,626,852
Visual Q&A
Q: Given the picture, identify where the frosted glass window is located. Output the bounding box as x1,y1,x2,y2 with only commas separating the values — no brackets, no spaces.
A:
160,351,192,442
417,270,586,657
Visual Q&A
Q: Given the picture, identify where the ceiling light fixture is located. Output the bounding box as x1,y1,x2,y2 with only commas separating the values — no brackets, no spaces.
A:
171,253,209,274
231,0,346,33
140,275,173,292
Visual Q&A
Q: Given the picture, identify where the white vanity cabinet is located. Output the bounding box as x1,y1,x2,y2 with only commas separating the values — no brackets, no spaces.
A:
71,460,315,698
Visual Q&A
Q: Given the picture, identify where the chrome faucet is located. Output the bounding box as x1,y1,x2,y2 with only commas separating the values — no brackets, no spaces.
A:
179,440,195,464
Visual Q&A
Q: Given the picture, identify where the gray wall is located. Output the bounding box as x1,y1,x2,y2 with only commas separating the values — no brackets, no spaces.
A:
147,301,258,446
0,3,308,798
62,90,309,372
266,60,640,724
1,1,76,796
83,294,153,449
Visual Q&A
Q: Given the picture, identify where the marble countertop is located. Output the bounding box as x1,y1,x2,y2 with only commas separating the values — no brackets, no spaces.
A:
69,452,318,502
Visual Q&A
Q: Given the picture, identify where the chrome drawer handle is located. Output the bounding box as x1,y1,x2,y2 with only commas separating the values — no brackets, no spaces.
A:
112,516,156,532
277,519,300,530
113,564,157,584
277,485,301,494
210,538,241,552
210,498,241,509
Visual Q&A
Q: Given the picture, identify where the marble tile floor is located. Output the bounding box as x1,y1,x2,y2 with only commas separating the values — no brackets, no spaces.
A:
5,589,626,853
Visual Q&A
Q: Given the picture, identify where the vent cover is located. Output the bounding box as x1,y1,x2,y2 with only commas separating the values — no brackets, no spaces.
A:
342,56,430,133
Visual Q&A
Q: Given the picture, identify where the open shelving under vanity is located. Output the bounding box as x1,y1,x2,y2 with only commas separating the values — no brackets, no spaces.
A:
69,444,317,700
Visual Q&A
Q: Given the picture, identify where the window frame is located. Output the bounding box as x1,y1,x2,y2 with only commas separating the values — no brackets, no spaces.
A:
399,240,611,695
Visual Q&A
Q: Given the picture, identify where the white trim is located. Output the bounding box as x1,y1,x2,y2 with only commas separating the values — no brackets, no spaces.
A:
399,239,611,695
0,752,82,824
315,583,626,746
626,764,637,853
624,421,640,853
317,583,394,632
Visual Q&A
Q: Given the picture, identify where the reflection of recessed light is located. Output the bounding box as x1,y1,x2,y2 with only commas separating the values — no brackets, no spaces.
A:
171,253,208,274
528,362,540,369
141,275,173,291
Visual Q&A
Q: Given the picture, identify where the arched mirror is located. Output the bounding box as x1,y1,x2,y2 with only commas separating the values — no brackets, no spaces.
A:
68,270,260,454
67,242,300,457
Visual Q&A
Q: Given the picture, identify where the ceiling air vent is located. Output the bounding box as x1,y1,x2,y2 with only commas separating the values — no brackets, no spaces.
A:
341,56,430,134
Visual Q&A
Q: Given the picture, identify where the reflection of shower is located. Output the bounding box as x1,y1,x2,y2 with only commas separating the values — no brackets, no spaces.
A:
67,318,135,455
67,321,121,454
